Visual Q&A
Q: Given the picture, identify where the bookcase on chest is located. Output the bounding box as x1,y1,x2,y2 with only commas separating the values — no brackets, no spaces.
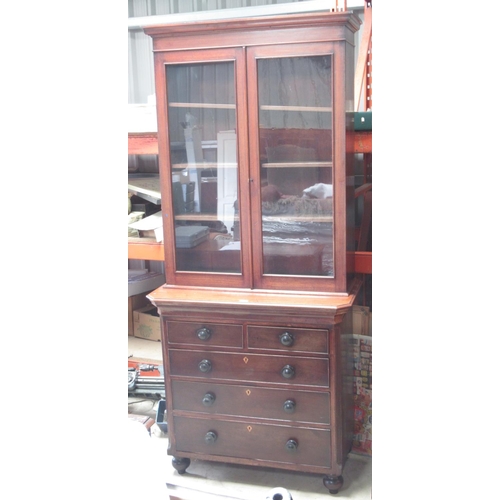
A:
144,8,362,494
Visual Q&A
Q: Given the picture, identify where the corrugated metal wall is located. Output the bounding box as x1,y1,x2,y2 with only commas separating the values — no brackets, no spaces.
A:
129,0,307,103
128,0,364,104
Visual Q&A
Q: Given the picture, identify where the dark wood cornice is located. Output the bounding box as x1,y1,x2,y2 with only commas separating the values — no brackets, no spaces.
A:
143,11,362,39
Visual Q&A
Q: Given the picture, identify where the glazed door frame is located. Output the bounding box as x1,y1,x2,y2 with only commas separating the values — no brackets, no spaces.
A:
153,47,252,289
246,41,348,293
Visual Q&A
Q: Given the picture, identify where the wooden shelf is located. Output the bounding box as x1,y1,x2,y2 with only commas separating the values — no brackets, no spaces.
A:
172,162,237,170
169,102,235,109
262,161,331,169
167,103,333,112
260,104,331,112
262,215,332,223
175,213,221,222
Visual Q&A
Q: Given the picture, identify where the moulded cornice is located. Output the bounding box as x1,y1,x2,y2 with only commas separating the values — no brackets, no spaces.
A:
143,11,362,39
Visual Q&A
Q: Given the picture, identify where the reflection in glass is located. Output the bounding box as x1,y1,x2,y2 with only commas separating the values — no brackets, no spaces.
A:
166,61,241,273
257,56,334,276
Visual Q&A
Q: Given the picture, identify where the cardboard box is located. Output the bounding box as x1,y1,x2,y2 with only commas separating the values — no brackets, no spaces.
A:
128,291,152,336
133,305,161,342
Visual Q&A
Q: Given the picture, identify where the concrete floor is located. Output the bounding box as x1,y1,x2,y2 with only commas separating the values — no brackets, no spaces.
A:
128,336,372,500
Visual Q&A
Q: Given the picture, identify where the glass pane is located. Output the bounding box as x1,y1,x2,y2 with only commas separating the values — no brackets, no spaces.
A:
166,61,241,273
257,56,334,276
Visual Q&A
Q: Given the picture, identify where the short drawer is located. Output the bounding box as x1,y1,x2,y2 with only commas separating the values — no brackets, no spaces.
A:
171,380,330,424
167,321,243,348
169,350,329,387
248,326,328,354
172,416,331,468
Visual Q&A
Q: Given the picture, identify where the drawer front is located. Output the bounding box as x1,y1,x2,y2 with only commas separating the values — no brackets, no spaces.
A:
167,321,243,348
247,325,328,354
169,350,329,387
171,380,330,424
173,416,331,468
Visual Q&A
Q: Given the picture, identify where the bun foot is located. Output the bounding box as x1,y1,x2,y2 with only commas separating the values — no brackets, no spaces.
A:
172,457,191,475
323,475,344,494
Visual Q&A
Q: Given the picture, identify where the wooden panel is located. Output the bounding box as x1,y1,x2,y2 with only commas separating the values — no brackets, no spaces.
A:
173,416,331,468
169,350,329,387
167,321,243,348
247,326,328,354
171,380,330,424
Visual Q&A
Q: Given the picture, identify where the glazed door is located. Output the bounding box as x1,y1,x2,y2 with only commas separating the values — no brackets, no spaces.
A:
246,43,342,292
155,48,251,288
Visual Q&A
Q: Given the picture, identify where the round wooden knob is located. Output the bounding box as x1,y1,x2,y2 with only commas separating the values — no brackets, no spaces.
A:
197,327,212,341
202,392,216,406
281,364,295,379
279,331,294,347
283,399,296,413
198,359,212,373
205,431,217,444
285,439,298,451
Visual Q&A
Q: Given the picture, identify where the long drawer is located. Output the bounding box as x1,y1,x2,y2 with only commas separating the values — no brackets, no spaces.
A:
171,380,330,424
173,416,331,468
169,350,329,387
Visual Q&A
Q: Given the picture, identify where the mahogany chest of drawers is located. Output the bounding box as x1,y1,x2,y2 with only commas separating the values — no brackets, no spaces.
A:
148,286,358,494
